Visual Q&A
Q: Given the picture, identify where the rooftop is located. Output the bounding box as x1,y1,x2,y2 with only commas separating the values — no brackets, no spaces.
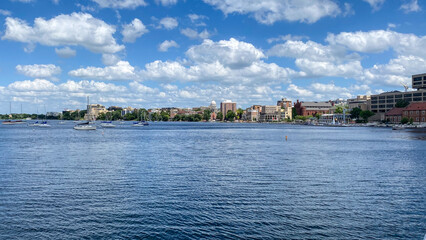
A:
403,102,426,111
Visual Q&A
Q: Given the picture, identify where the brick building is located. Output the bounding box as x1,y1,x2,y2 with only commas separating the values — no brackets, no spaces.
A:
402,102,426,124
294,100,333,116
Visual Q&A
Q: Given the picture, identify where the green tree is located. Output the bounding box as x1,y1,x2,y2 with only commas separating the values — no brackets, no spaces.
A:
173,114,182,121
97,112,106,120
203,109,211,121
216,112,223,121
161,111,170,121
292,107,297,118
225,110,236,122
236,108,244,120
401,117,409,124
360,110,374,122
409,118,413,124
335,106,343,114
350,107,362,119
395,99,409,108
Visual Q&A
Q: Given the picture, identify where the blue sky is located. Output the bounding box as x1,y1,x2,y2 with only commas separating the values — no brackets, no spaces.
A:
0,0,425,113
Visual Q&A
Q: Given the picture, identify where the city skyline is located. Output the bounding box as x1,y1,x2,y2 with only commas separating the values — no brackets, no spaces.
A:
0,0,426,113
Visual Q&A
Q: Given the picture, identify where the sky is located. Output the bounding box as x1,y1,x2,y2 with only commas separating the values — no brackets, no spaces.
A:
0,0,425,113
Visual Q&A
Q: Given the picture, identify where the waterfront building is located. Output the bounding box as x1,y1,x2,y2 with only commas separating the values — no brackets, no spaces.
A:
385,108,403,123
209,100,217,112
294,100,332,116
259,106,280,122
243,109,259,122
402,102,426,123
348,95,370,111
220,100,237,119
121,107,134,116
370,74,426,114
319,113,348,124
85,104,107,120
277,98,293,120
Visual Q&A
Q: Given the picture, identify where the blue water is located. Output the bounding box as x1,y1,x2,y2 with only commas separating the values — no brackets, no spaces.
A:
0,121,425,239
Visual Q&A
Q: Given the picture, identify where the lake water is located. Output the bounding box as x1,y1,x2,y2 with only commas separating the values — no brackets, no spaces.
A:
0,121,425,239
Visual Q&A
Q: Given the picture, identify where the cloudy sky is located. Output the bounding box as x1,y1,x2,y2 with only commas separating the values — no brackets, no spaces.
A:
0,0,425,113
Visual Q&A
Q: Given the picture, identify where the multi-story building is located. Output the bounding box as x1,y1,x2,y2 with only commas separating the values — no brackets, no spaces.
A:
348,95,370,111
220,100,237,119
277,98,293,120
86,104,107,120
121,106,134,116
294,100,332,116
243,109,259,122
259,106,280,122
385,108,403,123
370,74,426,114
402,102,426,123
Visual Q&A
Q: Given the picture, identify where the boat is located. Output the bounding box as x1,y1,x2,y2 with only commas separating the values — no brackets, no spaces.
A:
392,125,406,130
38,121,51,127
100,121,115,128
133,111,149,127
2,120,26,125
73,121,96,130
28,120,41,127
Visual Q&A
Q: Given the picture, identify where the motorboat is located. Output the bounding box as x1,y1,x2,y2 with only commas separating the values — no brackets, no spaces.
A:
38,121,51,127
100,121,116,128
74,121,96,130
2,120,26,125
133,121,149,127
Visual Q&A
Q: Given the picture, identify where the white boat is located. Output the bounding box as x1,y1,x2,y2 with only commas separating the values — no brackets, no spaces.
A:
74,121,96,130
392,125,406,130
2,120,26,125
38,121,51,127
132,121,145,127
100,121,115,128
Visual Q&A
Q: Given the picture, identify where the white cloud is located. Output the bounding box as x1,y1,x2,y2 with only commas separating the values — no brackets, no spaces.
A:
8,79,57,92
267,34,308,43
400,0,421,13
180,28,212,39
186,38,265,69
2,13,124,54
10,0,34,2
16,64,61,78
203,0,341,24
161,83,178,91
91,0,147,9
158,40,179,52
60,80,127,92
122,18,148,43
326,30,426,57
101,54,121,66
188,14,208,26
0,9,11,16
69,61,138,81
155,0,178,6
142,39,296,85
129,82,158,94
159,17,178,30
55,47,76,58
363,0,385,11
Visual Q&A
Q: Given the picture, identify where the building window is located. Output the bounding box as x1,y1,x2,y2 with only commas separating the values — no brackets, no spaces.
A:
422,118,425,122
416,118,419,121
416,110,419,114
422,111,425,115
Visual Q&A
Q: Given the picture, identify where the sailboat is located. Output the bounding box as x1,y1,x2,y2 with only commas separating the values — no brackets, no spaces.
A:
100,112,115,128
133,110,149,127
2,102,26,125
38,105,51,127
73,97,96,130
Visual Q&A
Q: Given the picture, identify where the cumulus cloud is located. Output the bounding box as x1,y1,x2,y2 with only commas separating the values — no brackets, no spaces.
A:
180,28,212,39
91,0,147,9
188,14,208,26
122,18,148,43
363,0,385,11
129,81,158,93
101,54,121,66
8,79,57,92
69,61,138,81
55,47,76,58
158,40,179,52
159,17,178,30
187,38,265,69
326,30,426,57
155,0,178,6
203,0,341,24
59,80,127,92
16,64,61,78
267,34,308,43
0,9,11,16
142,38,296,85
400,0,421,13
2,12,124,54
